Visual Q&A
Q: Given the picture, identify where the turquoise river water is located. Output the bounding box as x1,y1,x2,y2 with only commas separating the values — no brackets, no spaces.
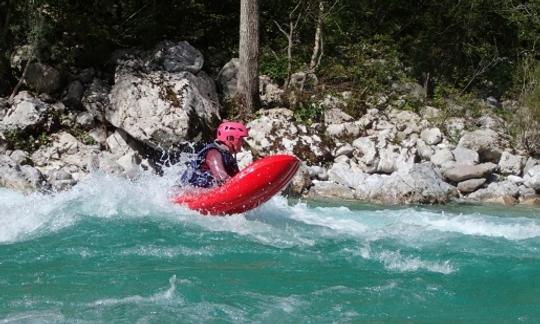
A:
1,168,540,323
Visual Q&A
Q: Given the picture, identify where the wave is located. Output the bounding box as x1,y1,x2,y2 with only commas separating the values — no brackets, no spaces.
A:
359,245,455,274
91,275,182,307
0,310,66,324
0,167,184,244
1,166,539,248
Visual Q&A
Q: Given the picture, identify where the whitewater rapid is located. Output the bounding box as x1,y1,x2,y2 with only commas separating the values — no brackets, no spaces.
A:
1,168,539,272
1,168,540,322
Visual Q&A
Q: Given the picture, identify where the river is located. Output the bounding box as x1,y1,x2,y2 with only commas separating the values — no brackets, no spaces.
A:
1,170,539,322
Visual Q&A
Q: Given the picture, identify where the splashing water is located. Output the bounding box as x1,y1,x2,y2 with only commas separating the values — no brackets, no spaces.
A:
1,168,540,322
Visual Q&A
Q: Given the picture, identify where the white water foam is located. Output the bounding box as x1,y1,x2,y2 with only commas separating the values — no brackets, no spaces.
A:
0,166,187,244
281,200,540,242
2,162,540,248
359,245,455,274
120,245,217,258
91,275,183,307
0,310,65,324
402,212,540,240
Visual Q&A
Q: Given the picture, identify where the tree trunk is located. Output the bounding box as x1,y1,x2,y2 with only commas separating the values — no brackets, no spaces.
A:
309,0,324,72
238,0,260,114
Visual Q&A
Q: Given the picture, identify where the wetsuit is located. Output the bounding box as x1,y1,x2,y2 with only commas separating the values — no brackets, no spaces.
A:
180,141,239,188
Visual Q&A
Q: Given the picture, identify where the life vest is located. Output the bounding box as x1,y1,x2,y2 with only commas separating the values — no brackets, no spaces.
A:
179,142,239,188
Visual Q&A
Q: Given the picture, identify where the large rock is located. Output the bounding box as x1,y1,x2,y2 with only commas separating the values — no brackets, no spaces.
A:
289,72,318,91
307,180,355,200
416,139,434,161
81,78,111,121
149,41,204,74
325,122,363,141
327,162,367,189
444,117,467,141
475,114,504,130
286,163,312,196
457,129,507,163
430,149,454,169
452,147,479,165
307,165,328,181
391,82,425,98
24,62,63,94
334,143,354,158
0,132,6,154
352,127,416,174
420,127,442,145
324,108,353,124
498,151,525,175
443,163,497,183
377,144,415,174
420,106,441,119
524,165,540,191
9,150,30,165
259,75,284,107
217,60,284,106
457,178,486,194
524,158,540,176
467,181,520,205
62,80,85,108
216,58,239,98
519,184,537,199
246,108,332,165
0,91,49,131
47,168,77,191
319,93,349,111
388,110,425,135
308,163,456,204
356,163,458,204
99,130,150,178
31,132,101,184
357,109,379,129
0,155,48,192
108,69,220,149
352,136,378,173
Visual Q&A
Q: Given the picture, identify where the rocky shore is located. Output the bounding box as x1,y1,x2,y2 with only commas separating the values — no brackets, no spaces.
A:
1,41,539,206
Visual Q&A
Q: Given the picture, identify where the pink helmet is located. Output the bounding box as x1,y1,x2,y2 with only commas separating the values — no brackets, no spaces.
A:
216,121,249,152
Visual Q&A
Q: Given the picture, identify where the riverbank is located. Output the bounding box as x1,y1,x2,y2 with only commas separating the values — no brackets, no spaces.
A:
1,41,539,206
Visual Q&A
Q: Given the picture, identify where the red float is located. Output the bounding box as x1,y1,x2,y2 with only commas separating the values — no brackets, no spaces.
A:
172,155,300,215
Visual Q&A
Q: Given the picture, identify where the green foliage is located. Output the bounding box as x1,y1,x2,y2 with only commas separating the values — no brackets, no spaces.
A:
259,49,288,84
71,128,97,146
320,35,408,94
4,129,51,152
431,83,488,120
400,97,424,114
3,0,239,69
293,100,323,125
0,0,537,120
524,66,540,119
342,91,367,119
513,60,540,155
221,96,254,122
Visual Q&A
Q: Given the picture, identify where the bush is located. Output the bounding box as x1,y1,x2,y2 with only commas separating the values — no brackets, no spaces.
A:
516,61,540,156
4,129,51,152
259,49,289,85
320,35,409,95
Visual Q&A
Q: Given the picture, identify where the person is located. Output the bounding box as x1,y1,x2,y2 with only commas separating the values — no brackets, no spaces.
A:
179,121,249,188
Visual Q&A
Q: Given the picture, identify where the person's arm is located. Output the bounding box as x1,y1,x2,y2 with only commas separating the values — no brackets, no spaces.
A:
205,149,232,184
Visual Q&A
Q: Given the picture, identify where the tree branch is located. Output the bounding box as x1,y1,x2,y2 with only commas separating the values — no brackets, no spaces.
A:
9,56,33,104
